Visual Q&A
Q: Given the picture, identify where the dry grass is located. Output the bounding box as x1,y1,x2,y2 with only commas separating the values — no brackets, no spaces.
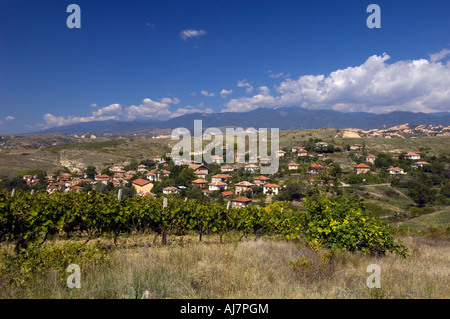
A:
1,233,449,299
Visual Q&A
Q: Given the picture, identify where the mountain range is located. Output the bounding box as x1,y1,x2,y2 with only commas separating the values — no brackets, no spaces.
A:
32,106,450,136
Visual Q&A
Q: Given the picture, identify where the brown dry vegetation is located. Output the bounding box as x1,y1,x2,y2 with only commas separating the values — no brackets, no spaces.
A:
1,233,449,299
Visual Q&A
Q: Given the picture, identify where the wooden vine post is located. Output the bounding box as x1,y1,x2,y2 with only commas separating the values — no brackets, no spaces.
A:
162,197,168,245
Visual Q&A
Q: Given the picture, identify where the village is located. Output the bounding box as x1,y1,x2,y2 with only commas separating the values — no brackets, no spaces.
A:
17,139,432,209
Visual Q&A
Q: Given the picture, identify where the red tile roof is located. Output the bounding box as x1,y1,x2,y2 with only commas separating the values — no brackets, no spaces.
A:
232,196,252,203
264,183,281,188
132,178,151,186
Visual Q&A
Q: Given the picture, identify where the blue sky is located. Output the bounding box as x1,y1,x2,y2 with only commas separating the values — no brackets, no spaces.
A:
1,0,450,134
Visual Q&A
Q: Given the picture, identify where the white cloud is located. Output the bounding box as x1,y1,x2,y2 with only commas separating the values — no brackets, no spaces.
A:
125,97,180,119
223,52,450,114
5,116,15,122
237,79,253,93
200,90,215,97
170,106,214,118
268,71,289,79
92,104,122,117
43,103,122,128
429,48,450,63
220,89,233,98
224,86,275,113
43,113,119,128
180,29,207,41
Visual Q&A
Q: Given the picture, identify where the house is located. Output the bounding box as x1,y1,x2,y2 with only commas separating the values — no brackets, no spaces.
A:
211,174,233,183
109,165,125,172
221,191,233,198
309,164,324,174
68,185,83,193
276,150,286,158
350,144,363,151
412,161,430,168
191,179,208,188
162,186,180,194
315,142,328,149
95,174,111,185
153,155,162,162
259,158,271,165
405,152,421,160
194,171,208,179
288,162,299,170
387,167,406,175
354,164,371,174
173,157,192,165
235,153,246,163
366,154,378,164
291,146,305,153
208,181,228,192
46,184,63,194
112,180,122,187
231,196,252,208
297,149,309,157
244,164,259,172
221,165,234,173
211,155,224,164
145,169,170,182
156,161,169,168
125,170,137,178
60,173,71,180
139,191,156,198
235,181,255,195
132,178,154,194
263,183,281,195
189,164,209,175
253,175,271,186
145,172,157,182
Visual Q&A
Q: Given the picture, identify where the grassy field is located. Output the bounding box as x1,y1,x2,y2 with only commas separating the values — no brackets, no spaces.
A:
395,208,450,232
1,234,449,299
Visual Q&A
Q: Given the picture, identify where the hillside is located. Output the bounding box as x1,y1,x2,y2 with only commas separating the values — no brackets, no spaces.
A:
30,107,450,136
1,125,450,179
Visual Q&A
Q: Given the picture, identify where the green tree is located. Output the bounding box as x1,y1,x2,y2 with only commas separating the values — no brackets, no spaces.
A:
85,166,97,179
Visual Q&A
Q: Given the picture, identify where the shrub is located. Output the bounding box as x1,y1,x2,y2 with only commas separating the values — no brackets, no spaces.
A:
300,193,409,258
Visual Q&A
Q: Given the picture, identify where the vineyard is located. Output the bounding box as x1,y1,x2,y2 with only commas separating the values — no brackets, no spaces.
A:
0,189,408,257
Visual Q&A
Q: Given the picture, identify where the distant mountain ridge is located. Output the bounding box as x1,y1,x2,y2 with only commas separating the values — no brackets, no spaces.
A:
31,106,450,136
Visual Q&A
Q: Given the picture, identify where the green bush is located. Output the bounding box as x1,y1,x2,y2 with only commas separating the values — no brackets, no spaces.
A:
300,193,409,258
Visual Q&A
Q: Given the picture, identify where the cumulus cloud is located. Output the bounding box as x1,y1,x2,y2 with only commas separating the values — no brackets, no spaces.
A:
43,113,119,128
5,116,15,122
224,86,275,113
200,90,215,97
180,29,206,41
125,97,180,120
220,89,233,98
92,103,122,117
43,103,123,128
223,52,450,114
237,79,254,94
